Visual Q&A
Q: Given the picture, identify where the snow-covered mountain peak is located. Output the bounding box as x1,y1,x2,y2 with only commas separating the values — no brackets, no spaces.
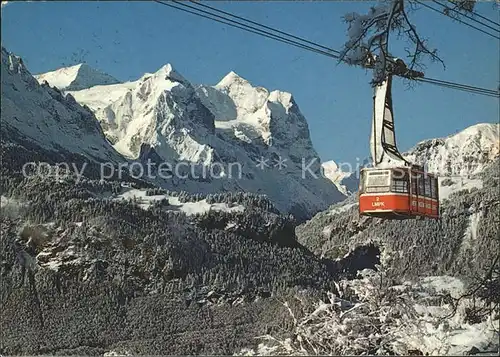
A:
196,72,317,164
215,71,250,89
2,47,29,75
325,122,499,204
133,64,191,101
151,63,188,85
214,71,269,117
34,63,120,91
371,122,499,177
446,123,499,158
268,91,300,119
68,62,215,160
268,90,293,108
1,47,122,163
406,122,499,177
321,160,358,196
65,63,344,219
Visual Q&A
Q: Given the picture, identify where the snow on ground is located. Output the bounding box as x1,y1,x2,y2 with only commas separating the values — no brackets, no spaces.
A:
328,202,358,216
459,211,483,255
1,195,24,217
0,195,18,208
439,177,483,201
407,275,497,356
115,188,245,215
419,275,465,299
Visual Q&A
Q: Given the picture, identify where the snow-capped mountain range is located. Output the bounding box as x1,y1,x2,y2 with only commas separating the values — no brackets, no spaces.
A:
321,160,359,195
404,123,499,177
4,48,344,220
3,47,499,356
4,45,498,219
59,62,349,219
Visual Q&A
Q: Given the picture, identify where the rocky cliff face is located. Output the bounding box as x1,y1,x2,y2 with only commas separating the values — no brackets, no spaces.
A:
1,47,123,164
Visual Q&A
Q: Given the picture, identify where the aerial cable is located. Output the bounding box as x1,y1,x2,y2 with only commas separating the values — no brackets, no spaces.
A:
186,0,342,55
445,0,500,28
154,0,340,59
417,79,500,97
433,0,500,34
417,77,497,96
154,0,500,98
414,0,500,40
417,77,499,97
417,80,499,98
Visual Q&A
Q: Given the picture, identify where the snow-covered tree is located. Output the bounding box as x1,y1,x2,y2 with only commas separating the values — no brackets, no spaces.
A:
339,0,481,85
236,269,499,356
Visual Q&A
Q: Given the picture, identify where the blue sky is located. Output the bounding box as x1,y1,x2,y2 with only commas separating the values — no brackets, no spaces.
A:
1,1,498,164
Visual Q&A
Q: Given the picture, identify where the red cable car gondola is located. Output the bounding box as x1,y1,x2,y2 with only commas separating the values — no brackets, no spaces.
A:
358,74,440,219
358,166,439,219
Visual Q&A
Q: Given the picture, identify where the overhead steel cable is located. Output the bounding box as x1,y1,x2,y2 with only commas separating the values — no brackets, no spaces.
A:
433,0,500,34
154,0,341,60
154,0,499,98
186,0,342,56
414,0,500,40
446,0,500,28
420,79,499,97
419,76,500,95
417,77,500,97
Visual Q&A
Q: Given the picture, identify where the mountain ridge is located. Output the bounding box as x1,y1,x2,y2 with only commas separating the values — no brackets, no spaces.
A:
34,63,120,91
1,47,123,164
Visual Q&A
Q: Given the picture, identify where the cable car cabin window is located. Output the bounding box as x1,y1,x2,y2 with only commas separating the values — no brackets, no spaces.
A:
366,171,390,186
391,169,409,193
417,174,425,197
365,170,391,193
430,176,438,199
424,177,431,198
411,177,418,196
366,186,391,193
359,171,366,193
